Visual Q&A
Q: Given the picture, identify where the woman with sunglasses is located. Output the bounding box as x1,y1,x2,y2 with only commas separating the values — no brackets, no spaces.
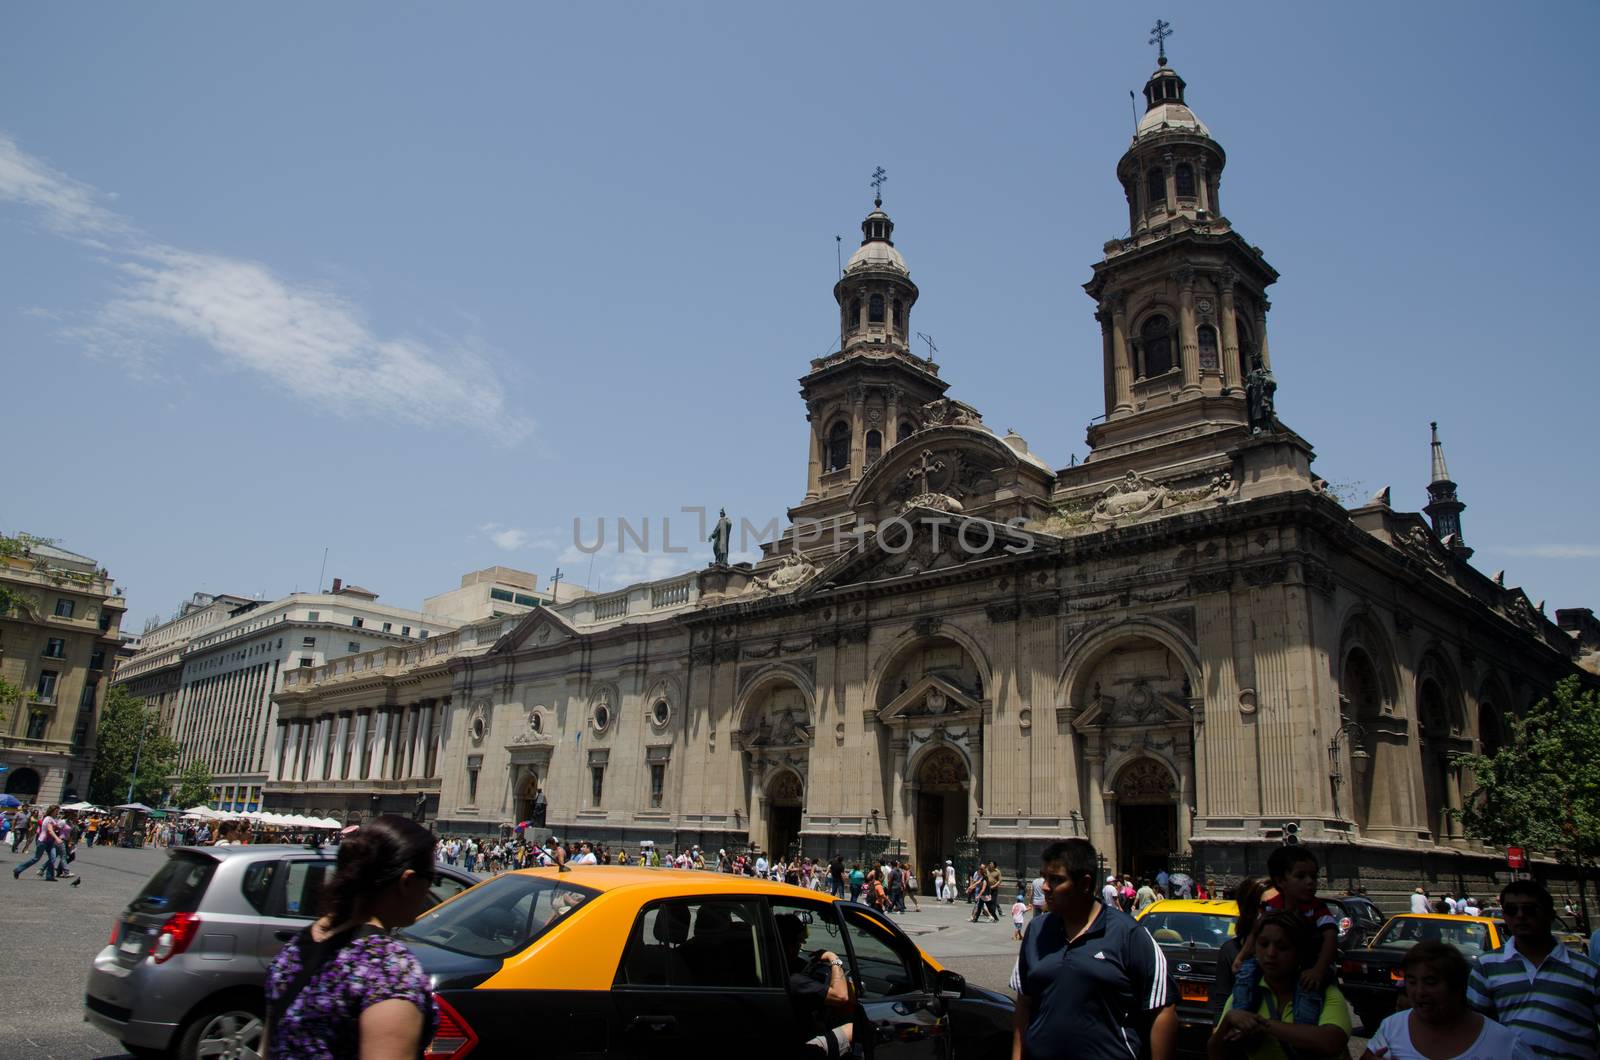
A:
263,815,440,1059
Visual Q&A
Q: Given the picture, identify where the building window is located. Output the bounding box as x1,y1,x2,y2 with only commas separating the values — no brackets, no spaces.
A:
869,294,885,324
73,717,90,748
467,765,479,805
650,763,666,807
382,622,392,633
1198,324,1219,370
98,613,110,632
302,636,316,648
402,626,412,637
36,670,58,703
514,593,540,607
1175,162,1196,198
306,611,320,622
847,297,861,332
26,709,48,741
419,630,429,639
1140,314,1175,377
1145,168,1165,211
346,641,360,654
299,657,312,668
54,598,75,619
892,299,904,331
826,421,851,472
865,429,882,464
591,765,605,806
490,588,514,603
898,420,914,443
43,637,66,659
351,617,364,628
89,649,105,670
79,681,97,709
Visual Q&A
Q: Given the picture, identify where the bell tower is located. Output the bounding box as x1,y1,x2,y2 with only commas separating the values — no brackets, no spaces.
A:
1071,43,1290,481
790,183,948,524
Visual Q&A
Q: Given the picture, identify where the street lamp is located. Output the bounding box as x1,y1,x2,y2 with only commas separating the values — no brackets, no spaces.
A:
1328,702,1369,822
126,709,154,805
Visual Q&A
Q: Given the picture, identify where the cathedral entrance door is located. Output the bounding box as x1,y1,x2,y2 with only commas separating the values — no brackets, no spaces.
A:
1116,804,1176,880
766,771,804,860
914,748,969,879
515,772,541,826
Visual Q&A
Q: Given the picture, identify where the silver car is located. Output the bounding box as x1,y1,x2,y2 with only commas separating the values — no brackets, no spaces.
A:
84,843,478,1059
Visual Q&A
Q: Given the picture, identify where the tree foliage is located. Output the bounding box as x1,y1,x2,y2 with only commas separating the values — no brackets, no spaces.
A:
0,531,56,618
89,686,181,807
172,759,215,811
0,674,24,727
1456,676,1600,871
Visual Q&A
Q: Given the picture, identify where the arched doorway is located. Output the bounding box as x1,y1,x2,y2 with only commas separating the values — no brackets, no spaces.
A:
515,771,543,828
1343,647,1384,833
5,767,40,799
914,748,969,879
1113,758,1177,880
765,771,803,861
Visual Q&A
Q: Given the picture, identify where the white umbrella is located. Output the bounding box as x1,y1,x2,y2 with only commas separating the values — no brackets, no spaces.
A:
311,817,342,829
114,802,154,813
60,801,101,812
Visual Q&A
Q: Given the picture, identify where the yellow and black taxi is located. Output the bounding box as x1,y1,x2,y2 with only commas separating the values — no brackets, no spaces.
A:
1134,898,1240,1030
1338,913,1506,1032
399,865,1014,1058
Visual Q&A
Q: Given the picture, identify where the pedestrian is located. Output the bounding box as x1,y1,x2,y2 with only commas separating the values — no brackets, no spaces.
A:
849,862,864,902
1363,940,1533,1060
1209,877,1266,1021
1014,837,1177,1060
1135,878,1159,913
942,860,956,903
1011,893,1028,941
1410,886,1431,914
1102,874,1120,909
1230,845,1340,1033
262,815,438,1059
888,860,906,913
1209,912,1352,1060
1028,870,1047,919
1467,879,1600,1059
13,804,62,882
984,861,1003,922
829,855,844,897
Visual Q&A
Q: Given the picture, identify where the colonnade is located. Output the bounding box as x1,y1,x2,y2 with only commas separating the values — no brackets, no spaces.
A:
271,699,445,785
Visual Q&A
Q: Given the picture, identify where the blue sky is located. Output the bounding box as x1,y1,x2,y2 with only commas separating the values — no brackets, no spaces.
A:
2,4,1596,630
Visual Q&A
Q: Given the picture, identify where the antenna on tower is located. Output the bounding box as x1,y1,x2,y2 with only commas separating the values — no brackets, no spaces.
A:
916,332,938,360
835,234,842,278
1130,90,1139,135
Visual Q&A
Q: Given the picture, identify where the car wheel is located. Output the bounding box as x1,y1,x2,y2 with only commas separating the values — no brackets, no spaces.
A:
177,1001,265,1060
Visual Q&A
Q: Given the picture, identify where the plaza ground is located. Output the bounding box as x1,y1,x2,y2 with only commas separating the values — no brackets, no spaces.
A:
0,844,1368,1058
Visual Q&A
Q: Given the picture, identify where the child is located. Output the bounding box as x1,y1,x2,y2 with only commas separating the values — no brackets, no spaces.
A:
1231,845,1339,1026
1010,893,1028,940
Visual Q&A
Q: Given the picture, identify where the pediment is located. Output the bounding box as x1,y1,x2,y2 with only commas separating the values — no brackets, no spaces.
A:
848,426,1053,522
491,606,581,655
806,510,1039,591
879,674,982,723
1072,683,1191,732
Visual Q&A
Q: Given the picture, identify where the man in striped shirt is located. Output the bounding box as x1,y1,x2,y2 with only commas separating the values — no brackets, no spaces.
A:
1467,879,1600,1058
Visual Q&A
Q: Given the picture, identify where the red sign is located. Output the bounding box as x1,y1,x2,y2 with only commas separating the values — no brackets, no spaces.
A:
1507,847,1526,869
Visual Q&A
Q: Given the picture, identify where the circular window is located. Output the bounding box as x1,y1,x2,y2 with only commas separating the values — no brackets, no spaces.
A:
529,711,543,734
651,699,670,727
471,715,486,742
592,704,611,733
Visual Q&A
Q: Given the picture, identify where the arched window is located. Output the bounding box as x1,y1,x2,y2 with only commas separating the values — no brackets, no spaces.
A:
892,299,903,332
826,421,851,472
1197,324,1218,370
1141,314,1174,376
1175,163,1196,198
869,294,885,324
865,429,882,464
848,298,862,332
897,420,914,443
1146,169,1166,211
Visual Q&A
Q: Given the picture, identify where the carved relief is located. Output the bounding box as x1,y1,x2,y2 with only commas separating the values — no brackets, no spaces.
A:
1115,758,1177,798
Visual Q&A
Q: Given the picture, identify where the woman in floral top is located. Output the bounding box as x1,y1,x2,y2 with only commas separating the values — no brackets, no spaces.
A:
264,815,439,1059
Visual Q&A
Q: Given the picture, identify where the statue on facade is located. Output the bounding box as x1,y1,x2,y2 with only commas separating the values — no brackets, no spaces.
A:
708,508,733,567
530,789,547,828
1245,351,1277,434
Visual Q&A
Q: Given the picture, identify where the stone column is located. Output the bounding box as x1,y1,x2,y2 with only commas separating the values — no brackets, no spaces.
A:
271,720,287,782
804,404,822,501
1176,752,1195,853
1254,299,1273,371
417,704,434,779
1445,764,1464,841
848,387,866,477
337,712,353,779
1162,151,1176,213
1109,295,1134,415
1220,275,1242,391
1098,310,1116,417
354,710,371,780
1084,748,1107,860
1178,268,1201,393
885,387,901,450
1197,159,1211,215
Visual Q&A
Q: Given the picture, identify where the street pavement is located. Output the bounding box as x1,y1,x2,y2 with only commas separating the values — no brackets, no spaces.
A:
1,846,1368,1058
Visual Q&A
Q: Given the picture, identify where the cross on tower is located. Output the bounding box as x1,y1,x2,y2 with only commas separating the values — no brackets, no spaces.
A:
1149,19,1172,64
871,166,887,205
906,449,946,495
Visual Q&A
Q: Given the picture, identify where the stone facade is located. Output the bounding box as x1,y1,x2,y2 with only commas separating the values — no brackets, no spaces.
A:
0,542,126,805
295,58,1595,908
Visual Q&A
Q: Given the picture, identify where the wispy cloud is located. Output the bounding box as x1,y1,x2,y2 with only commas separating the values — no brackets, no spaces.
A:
0,133,530,443
480,522,531,551
1495,544,1600,560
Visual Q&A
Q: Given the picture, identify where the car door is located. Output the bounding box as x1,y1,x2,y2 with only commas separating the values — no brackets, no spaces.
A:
247,854,335,970
837,901,950,1059
611,895,797,1058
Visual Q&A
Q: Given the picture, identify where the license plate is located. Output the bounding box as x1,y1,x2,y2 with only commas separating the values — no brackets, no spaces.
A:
1180,980,1208,1002
119,938,144,955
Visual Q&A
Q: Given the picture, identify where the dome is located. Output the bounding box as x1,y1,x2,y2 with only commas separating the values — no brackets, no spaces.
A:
1136,101,1210,139
845,238,909,275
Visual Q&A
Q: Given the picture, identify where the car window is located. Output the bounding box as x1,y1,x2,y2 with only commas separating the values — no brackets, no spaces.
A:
401,873,596,959
1141,911,1236,946
428,872,472,908
618,899,770,989
841,907,921,998
1374,917,1491,954
771,899,845,980
241,859,280,914
277,859,332,918
130,852,217,914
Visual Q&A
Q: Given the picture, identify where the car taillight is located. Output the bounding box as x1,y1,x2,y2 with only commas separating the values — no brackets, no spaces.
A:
1339,959,1365,975
150,912,201,964
424,994,478,1058
108,921,121,946
1389,967,1404,983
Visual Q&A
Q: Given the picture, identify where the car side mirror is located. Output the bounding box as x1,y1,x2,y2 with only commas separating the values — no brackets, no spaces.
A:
936,969,966,999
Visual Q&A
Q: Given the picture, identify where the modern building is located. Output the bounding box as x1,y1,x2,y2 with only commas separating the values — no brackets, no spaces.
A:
114,592,255,734
171,579,459,812
422,566,549,624
0,541,127,804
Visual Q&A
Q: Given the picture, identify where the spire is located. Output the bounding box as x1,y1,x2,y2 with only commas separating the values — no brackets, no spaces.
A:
1424,421,1472,559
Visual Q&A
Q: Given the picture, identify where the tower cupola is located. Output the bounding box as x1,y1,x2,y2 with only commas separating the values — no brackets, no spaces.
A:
834,193,919,360
1424,421,1472,558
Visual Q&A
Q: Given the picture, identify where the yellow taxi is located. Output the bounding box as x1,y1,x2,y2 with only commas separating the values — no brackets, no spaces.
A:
398,865,1014,1058
1339,913,1505,1032
1134,899,1239,1028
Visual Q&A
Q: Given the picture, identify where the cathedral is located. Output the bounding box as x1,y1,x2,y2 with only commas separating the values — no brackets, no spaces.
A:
270,53,1598,896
